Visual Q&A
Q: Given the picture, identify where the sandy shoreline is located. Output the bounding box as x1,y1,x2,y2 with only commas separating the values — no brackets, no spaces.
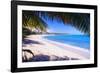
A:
22,34,90,62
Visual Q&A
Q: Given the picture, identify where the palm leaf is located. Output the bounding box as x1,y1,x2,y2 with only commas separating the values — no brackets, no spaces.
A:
23,11,90,34
22,11,48,32
35,11,90,34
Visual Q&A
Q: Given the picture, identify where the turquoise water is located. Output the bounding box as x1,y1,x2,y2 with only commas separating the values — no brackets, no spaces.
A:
44,35,90,49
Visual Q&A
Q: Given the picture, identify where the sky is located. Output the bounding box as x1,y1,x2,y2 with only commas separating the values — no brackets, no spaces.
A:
42,18,83,35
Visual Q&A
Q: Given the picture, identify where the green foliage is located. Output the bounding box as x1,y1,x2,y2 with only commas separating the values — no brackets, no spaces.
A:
36,12,90,34
23,11,47,33
22,11,90,35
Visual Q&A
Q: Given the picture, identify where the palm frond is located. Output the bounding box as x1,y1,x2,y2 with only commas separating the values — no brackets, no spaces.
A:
22,11,48,32
36,11,90,34
23,11,90,34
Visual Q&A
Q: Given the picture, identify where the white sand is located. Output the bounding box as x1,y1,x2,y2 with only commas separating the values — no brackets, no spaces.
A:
22,34,90,61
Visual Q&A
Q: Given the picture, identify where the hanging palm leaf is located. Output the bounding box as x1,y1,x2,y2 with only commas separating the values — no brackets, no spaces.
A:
35,11,90,34
22,11,48,33
22,10,90,35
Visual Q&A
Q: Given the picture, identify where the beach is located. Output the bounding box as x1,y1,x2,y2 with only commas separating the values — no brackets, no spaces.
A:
22,34,90,62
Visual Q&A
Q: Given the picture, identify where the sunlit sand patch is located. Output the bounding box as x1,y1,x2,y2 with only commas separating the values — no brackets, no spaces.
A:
22,35,90,62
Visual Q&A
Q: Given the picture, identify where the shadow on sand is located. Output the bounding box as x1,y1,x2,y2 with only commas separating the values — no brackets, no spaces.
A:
22,51,79,62
22,39,44,47
23,39,43,44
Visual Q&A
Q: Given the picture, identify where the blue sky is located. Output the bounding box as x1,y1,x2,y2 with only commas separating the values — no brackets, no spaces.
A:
43,18,83,35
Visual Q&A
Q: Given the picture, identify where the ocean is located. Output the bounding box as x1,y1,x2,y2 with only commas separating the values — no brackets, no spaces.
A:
44,35,90,49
